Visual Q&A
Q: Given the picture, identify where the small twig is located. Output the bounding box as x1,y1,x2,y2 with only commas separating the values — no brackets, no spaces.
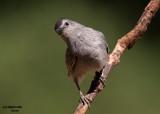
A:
74,0,160,114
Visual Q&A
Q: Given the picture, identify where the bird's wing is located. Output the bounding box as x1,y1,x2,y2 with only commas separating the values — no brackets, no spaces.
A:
106,43,109,53
65,48,78,77
99,31,109,53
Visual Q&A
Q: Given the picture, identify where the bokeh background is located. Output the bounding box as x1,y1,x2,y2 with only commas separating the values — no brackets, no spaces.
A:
0,0,160,114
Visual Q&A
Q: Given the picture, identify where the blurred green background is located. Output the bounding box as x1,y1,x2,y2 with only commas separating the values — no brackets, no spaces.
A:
0,0,160,114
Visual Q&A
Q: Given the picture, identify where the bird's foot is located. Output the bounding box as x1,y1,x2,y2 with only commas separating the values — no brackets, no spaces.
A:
79,91,91,107
99,76,106,88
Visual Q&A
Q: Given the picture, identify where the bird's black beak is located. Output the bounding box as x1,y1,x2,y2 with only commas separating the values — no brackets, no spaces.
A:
55,19,63,34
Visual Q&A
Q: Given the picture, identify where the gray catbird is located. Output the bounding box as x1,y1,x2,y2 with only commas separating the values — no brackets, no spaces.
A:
55,18,109,105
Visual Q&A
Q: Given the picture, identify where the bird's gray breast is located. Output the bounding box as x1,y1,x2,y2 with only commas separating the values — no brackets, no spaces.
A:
68,29,108,71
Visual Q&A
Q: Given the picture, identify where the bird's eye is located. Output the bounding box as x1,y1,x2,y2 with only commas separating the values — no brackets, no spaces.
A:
65,22,69,26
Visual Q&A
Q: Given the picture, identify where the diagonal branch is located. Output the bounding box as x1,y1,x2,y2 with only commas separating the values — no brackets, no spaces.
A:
74,0,160,114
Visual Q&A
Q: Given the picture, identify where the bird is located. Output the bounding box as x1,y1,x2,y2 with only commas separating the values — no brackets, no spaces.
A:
54,18,109,106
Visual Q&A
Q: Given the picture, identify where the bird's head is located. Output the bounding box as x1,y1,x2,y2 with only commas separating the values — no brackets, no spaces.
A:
55,18,83,37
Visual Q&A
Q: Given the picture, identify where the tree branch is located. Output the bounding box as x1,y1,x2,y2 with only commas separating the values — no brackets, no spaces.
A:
74,0,160,114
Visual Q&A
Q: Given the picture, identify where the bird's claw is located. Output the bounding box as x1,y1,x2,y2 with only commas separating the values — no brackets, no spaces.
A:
99,76,106,88
79,91,91,108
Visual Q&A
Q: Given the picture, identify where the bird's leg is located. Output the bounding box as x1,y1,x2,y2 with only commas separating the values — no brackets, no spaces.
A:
96,67,106,88
74,78,91,107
